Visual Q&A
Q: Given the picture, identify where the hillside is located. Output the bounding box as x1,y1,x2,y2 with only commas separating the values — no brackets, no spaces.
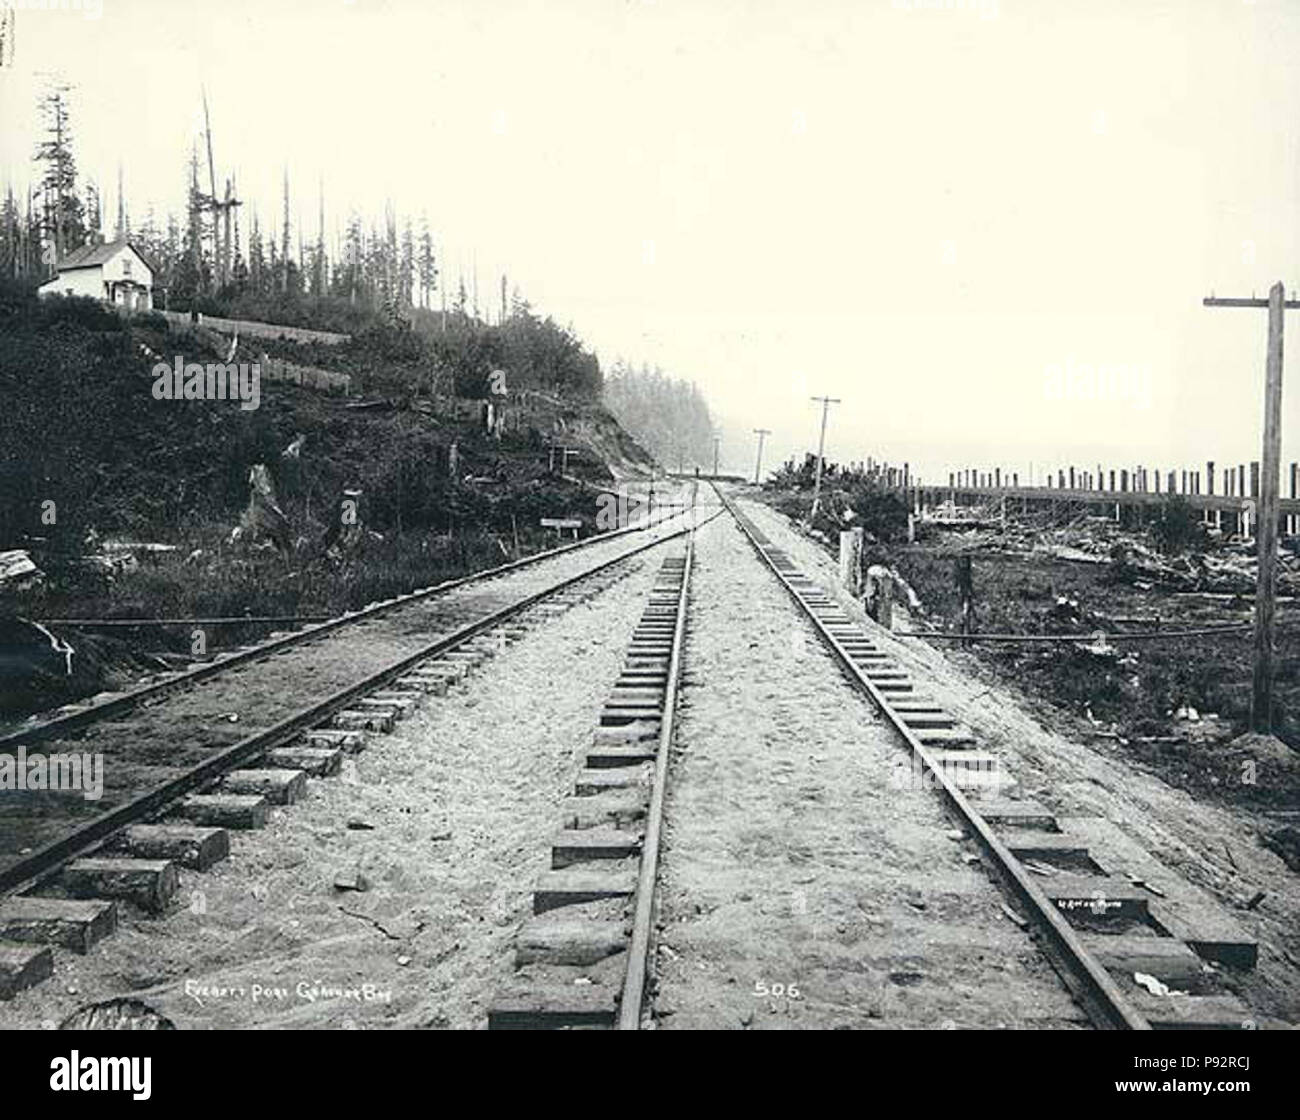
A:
0,287,657,712
604,360,717,471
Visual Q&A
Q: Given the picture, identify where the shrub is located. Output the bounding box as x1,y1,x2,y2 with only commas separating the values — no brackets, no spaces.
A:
35,293,126,334
1150,496,1207,555
851,488,909,543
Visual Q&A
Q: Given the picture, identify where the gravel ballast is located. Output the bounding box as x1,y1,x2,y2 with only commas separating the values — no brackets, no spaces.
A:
651,507,1082,1029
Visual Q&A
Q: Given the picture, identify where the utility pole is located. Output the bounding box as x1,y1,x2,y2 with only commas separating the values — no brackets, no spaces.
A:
752,428,771,485
809,395,841,521
1204,282,1297,734
712,433,720,477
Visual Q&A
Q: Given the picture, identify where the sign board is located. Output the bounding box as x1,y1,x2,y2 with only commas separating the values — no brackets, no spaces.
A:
540,518,582,529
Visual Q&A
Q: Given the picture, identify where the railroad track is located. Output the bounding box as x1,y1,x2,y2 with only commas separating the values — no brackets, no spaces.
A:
3,504,688,754
4,483,1264,1027
0,504,702,1003
718,487,1263,1031
488,514,708,1029
488,486,1263,1030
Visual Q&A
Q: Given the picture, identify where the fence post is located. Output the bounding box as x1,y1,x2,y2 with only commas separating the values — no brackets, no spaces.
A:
956,555,974,636
839,527,864,596
877,572,894,631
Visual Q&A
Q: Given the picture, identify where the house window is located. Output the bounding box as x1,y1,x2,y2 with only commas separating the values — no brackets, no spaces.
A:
122,259,132,277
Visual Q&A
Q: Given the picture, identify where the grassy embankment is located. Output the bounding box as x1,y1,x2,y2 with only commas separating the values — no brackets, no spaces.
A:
0,287,651,712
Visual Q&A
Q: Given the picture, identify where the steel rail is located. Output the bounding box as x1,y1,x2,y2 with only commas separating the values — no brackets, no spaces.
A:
1,504,688,751
30,616,334,628
716,487,1151,1031
893,623,1275,642
0,515,699,902
616,528,696,1030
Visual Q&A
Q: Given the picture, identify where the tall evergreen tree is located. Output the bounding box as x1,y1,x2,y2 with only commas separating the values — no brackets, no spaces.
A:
280,169,291,294
174,145,208,303
400,217,415,308
84,179,101,243
34,82,85,260
417,217,437,310
248,211,266,295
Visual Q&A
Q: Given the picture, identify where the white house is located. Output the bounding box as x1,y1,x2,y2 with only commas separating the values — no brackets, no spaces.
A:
38,240,154,312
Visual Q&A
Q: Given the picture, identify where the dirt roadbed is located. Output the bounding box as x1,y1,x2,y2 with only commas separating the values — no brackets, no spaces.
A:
652,510,1083,1029
744,496,1300,1026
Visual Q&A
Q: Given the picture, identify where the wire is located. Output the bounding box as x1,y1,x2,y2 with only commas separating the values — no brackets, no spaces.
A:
891,622,1289,642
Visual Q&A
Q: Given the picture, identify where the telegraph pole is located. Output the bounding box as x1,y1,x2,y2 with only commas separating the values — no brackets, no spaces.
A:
712,433,720,477
1204,282,1298,734
752,428,771,485
809,395,841,521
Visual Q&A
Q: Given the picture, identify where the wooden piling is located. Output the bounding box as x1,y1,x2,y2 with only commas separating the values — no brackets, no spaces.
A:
955,556,974,636
878,571,894,631
1290,462,1298,534
1251,284,1285,733
839,528,864,597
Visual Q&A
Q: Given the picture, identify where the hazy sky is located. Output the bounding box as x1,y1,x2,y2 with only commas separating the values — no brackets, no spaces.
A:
3,0,1300,485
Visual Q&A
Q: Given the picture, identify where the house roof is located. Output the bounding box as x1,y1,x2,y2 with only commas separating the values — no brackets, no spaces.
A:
54,239,153,274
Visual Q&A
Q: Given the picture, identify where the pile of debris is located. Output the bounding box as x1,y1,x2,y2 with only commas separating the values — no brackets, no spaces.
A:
918,510,1297,595
0,549,42,592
